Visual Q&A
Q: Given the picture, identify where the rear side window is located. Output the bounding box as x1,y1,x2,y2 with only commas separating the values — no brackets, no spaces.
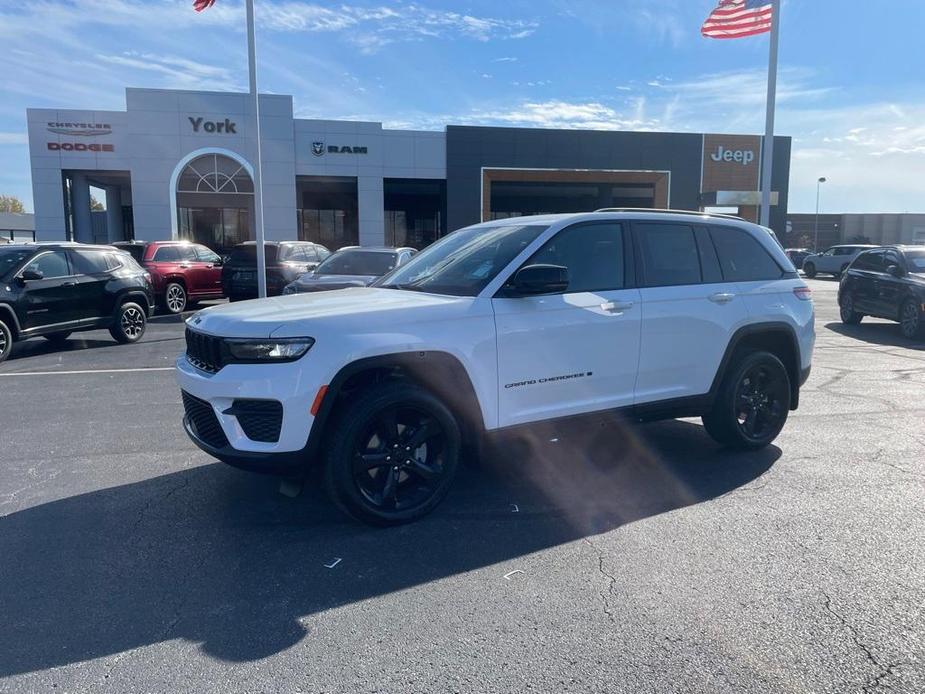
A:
524,222,624,292
636,223,701,287
70,250,112,274
153,246,180,262
710,227,782,282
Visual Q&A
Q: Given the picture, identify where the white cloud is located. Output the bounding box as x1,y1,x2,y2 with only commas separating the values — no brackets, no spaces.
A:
95,52,241,91
0,133,28,145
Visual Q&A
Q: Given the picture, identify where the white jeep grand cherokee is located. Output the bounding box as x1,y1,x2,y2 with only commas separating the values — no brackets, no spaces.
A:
176,210,814,525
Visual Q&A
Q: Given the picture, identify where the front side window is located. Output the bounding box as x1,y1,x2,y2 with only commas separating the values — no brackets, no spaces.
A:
317,250,399,276
710,227,783,282
0,249,34,278
24,251,70,278
195,246,221,264
637,223,701,287
377,223,549,297
178,245,197,262
903,249,925,272
854,251,884,272
521,222,624,293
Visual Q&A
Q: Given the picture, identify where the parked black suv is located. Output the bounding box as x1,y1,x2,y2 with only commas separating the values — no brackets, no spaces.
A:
222,241,330,300
839,245,925,339
0,243,155,364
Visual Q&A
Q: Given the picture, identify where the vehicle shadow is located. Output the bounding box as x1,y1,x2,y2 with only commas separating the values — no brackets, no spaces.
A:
0,416,779,676
825,321,925,350
5,336,117,361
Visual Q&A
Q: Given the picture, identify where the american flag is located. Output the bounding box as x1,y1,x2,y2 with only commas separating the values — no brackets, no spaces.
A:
701,0,773,39
192,0,215,11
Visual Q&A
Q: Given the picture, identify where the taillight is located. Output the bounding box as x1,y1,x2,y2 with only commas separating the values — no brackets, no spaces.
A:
793,286,812,301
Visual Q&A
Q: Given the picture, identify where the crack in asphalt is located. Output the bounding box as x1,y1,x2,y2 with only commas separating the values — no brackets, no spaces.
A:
584,539,617,623
821,590,904,693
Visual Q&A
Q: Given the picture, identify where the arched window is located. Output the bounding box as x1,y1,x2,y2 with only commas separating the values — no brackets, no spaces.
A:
176,154,254,194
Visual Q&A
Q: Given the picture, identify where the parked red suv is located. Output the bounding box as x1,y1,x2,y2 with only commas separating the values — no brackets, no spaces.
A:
114,241,224,314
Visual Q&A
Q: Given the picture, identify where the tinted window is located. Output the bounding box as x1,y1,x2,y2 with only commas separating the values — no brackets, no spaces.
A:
694,227,723,283
115,244,145,262
24,251,70,278
710,227,782,282
317,246,331,260
228,245,279,264
316,250,399,276
903,249,925,272
854,251,883,271
195,246,221,263
178,245,197,262
637,223,701,287
153,246,180,262
71,250,112,274
0,248,33,277
884,251,902,268
524,222,624,292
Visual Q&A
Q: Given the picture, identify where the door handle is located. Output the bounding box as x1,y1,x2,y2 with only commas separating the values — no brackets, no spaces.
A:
180,264,191,269
709,292,735,304
61,281,76,287
601,300,634,313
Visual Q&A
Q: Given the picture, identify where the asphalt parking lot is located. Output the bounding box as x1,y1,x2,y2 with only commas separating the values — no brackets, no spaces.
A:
1,280,923,693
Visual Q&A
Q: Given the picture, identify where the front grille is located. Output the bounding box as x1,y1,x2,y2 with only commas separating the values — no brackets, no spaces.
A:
185,328,226,374
182,390,229,449
231,399,283,443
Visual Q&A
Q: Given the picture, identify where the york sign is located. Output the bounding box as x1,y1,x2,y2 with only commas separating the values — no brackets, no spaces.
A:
188,117,237,134
710,145,755,166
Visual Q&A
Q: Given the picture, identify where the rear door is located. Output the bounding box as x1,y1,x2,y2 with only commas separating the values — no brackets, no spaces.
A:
68,249,113,321
493,221,642,426
875,249,905,318
852,250,885,314
633,222,749,404
193,245,224,295
18,250,78,331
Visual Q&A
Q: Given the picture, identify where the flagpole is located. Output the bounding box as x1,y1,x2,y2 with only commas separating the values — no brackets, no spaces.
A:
759,0,780,228
245,0,268,299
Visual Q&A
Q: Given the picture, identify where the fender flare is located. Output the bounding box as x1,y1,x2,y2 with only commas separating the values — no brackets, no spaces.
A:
0,303,21,336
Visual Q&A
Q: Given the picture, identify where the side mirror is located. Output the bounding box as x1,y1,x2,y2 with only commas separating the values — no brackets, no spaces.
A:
886,264,903,278
509,264,569,296
19,269,43,282
212,258,223,267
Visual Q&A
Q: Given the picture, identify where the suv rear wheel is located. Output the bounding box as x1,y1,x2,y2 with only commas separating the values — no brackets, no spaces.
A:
164,282,187,314
0,318,12,364
840,294,863,324
702,351,791,450
110,301,147,344
322,381,461,526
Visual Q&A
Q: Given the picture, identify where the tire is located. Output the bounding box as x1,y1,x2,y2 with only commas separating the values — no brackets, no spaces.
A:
899,298,923,340
109,301,147,344
803,262,816,279
163,282,187,314
44,331,72,345
0,318,12,364
839,294,863,325
702,351,791,450
322,381,461,526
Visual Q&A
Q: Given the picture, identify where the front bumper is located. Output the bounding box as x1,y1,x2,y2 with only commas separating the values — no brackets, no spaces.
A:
175,353,324,474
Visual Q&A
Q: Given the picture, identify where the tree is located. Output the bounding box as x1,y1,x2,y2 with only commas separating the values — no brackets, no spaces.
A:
90,196,104,211
0,195,25,214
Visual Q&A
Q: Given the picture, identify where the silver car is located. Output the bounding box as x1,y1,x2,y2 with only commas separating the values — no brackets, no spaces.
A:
802,244,877,278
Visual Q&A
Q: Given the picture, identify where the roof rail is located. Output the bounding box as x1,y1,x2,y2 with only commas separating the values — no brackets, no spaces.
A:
593,207,745,221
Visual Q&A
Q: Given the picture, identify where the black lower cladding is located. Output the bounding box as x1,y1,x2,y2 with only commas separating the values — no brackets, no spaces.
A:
229,399,284,443
181,390,230,449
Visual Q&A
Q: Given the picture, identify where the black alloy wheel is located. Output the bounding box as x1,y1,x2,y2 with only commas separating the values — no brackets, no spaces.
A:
0,319,12,364
110,302,147,344
900,299,922,340
804,263,817,279
323,382,461,525
702,351,791,450
840,294,862,324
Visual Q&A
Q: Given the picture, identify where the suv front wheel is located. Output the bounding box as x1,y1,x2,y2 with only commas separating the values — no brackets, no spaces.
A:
702,351,791,450
322,381,461,526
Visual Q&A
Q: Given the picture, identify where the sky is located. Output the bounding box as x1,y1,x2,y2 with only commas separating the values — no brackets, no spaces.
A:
0,0,923,214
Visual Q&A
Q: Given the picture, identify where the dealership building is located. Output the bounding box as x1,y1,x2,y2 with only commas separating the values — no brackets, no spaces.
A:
28,87,791,253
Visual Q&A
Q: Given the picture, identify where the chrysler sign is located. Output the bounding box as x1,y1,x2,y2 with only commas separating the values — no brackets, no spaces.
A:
46,122,112,137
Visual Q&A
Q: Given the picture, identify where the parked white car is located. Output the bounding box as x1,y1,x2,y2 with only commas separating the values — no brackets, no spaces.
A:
802,244,877,278
176,210,815,525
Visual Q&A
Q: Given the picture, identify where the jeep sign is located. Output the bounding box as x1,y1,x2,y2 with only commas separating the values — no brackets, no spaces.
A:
188,117,237,134
710,145,755,166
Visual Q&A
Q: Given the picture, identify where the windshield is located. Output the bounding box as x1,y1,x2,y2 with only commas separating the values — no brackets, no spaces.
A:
228,245,278,265
905,249,925,271
0,248,32,277
315,250,397,276
376,223,548,297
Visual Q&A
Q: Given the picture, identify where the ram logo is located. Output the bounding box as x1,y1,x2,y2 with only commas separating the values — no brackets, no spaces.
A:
311,141,325,157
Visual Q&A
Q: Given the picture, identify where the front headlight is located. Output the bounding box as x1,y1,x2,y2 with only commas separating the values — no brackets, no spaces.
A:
225,337,314,362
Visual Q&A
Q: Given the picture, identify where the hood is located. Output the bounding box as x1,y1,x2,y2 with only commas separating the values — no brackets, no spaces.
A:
292,273,376,290
188,287,472,338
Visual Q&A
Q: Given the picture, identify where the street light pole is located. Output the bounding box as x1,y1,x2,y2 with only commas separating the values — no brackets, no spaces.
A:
813,176,827,251
245,0,268,299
